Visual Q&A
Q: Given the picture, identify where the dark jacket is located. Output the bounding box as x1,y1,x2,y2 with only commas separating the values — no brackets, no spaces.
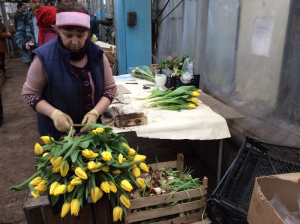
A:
33,37,105,140
0,23,10,52
90,15,101,41
14,11,23,30
14,10,36,64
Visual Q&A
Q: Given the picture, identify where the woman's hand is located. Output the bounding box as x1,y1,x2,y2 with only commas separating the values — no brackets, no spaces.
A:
80,109,99,133
51,109,73,132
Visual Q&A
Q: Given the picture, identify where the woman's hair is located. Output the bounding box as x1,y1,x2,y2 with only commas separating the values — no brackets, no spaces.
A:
57,0,89,33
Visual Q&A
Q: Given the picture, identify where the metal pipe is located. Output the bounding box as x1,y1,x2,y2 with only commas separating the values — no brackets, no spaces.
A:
106,0,112,19
217,139,223,184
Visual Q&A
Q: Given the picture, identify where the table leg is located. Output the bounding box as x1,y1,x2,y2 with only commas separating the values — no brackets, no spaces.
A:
217,139,223,184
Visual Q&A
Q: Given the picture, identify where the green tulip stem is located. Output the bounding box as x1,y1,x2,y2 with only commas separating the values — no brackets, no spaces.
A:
9,171,41,191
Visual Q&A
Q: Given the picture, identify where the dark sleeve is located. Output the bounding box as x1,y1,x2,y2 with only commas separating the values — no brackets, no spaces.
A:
14,13,22,30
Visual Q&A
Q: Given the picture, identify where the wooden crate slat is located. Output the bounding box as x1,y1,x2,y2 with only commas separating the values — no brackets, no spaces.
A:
150,211,203,224
41,205,60,224
79,203,94,224
25,207,45,224
129,188,207,209
93,195,111,224
125,199,205,223
147,161,177,170
25,195,50,208
190,217,212,224
61,213,80,224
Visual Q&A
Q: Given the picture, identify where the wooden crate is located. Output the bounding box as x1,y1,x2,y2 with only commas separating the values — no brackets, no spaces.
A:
124,154,210,224
23,192,111,224
151,64,160,74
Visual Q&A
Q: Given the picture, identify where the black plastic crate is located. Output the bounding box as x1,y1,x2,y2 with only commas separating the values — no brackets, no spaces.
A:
207,136,300,224
165,74,200,89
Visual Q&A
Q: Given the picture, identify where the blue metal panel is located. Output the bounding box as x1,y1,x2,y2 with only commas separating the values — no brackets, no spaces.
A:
124,0,152,70
114,0,127,74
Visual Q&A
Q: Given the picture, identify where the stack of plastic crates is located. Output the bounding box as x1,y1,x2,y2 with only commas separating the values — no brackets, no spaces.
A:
207,136,300,224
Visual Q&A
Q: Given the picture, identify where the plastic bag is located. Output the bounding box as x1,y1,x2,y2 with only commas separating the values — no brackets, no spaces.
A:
180,58,193,84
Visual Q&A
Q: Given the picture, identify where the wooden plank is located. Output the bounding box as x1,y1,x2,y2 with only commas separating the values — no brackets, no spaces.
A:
176,153,184,173
79,203,94,224
150,211,203,224
41,205,61,224
198,92,244,119
125,200,205,223
24,195,50,208
147,161,177,170
61,212,79,224
190,217,212,224
25,207,45,224
128,188,207,209
93,195,111,224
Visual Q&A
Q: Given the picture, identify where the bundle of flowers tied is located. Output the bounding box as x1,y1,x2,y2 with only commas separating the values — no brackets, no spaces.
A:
10,124,149,221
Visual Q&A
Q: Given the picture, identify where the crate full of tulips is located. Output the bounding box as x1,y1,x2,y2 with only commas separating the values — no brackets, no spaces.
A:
10,124,149,222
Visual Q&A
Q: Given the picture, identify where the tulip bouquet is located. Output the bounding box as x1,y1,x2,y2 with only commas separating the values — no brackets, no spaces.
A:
10,124,148,221
130,66,155,82
136,86,202,111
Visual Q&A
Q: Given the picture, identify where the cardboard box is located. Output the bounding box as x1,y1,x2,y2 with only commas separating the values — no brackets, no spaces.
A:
247,173,300,224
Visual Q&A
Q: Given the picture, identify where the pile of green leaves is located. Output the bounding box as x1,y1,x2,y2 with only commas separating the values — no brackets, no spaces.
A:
131,66,155,82
157,55,192,70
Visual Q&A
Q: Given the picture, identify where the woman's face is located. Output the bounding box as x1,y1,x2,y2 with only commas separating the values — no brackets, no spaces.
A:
59,28,88,52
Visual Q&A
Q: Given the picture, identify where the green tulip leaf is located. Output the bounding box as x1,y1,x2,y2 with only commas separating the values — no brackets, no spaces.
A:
28,184,36,194
79,139,93,149
85,177,91,199
56,139,74,158
128,171,141,190
76,184,85,199
109,192,116,208
70,147,81,163
90,173,95,191
46,173,62,186
62,140,81,162
105,144,112,153
53,145,63,161
50,195,59,206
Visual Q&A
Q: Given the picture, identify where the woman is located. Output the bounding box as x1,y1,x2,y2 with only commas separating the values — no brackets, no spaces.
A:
0,15,11,78
22,0,116,140
36,6,58,45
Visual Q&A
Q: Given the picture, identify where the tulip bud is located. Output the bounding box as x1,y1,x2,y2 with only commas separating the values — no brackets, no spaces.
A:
120,194,131,208
60,161,69,177
109,181,117,193
102,151,112,161
31,190,40,199
133,155,146,162
121,142,130,151
192,91,200,96
90,187,100,203
136,178,146,190
67,183,75,192
139,162,149,172
71,199,80,216
96,127,104,133
82,149,99,159
70,177,82,185
29,177,42,186
113,206,123,222
191,98,199,104
40,136,53,145
34,143,43,155
49,182,60,195
132,167,141,178
50,157,54,164
187,104,195,109
54,184,67,196
90,162,102,173
75,167,88,180
112,169,122,175
128,148,136,157
52,156,63,168
87,161,97,170
42,152,53,160
132,164,137,169
120,180,133,192
34,183,47,192
101,166,110,172
52,165,61,173
100,181,110,193
97,188,104,200
61,202,71,218
118,153,123,164
196,89,202,93
83,166,88,171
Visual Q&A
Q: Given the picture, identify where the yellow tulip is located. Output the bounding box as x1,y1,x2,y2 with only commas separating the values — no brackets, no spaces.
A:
113,206,123,222
112,169,122,175
102,151,112,161
70,177,82,185
40,180,48,185
136,178,146,190
191,98,199,104
133,155,146,162
101,166,110,172
185,98,192,101
29,177,42,186
82,149,99,159
128,148,136,157
100,181,110,193
52,165,61,173
49,182,60,195
60,161,69,177
52,156,62,168
187,104,195,109
31,190,40,199
196,89,202,93
132,167,140,178
132,164,137,169
192,91,200,96
121,142,130,151
90,187,101,203
120,194,131,208
75,167,88,180
34,143,43,155
50,157,54,164
54,184,67,196
34,183,47,192
61,202,71,218
42,152,53,160
71,199,80,216
96,127,104,133
40,136,53,145
67,183,75,192
131,69,135,74
90,162,102,173
97,188,104,200
87,161,97,170
118,154,123,164
109,181,117,193
139,162,149,172
83,166,88,171
120,180,133,192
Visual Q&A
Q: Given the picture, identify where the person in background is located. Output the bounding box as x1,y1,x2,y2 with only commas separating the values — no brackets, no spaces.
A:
0,90,3,127
0,15,12,78
14,3,26,30
36,6,58,45
14,0,44,66
22,0,116,140
90,14,100,41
